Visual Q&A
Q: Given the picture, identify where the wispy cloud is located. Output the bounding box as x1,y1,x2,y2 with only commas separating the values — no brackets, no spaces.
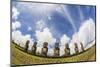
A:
78,6,84,21
12,30,34,50
60,5,77,32
69,18,95,54
12,7,19,20
36,20,46,30
60,34,70,56
12,21,21,30
28,26,32,31
12,2,95,56
35,27,56,47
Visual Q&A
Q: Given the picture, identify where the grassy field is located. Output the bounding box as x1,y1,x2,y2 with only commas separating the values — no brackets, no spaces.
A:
11,42,96,66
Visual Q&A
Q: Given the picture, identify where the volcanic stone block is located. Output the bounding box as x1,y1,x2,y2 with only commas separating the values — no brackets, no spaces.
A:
80,42,84,51
54,42,60,57
64,43,70,56
25,40,30,52
31,41,37,55
74,43,79,54
41,42,48,57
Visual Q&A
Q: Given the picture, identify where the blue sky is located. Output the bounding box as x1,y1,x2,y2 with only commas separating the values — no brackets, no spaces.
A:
12,1,96,45
12,1,96,55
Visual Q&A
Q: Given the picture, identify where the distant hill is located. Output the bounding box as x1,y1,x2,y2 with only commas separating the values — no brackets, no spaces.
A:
11,42,96,66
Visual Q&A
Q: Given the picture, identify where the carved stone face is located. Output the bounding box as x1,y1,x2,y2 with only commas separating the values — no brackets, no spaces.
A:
34,42,37,45
26,40,30,45
33,42,37,48
65,43,69,49
75,43,78,48
43,42,48,48
55,42,59,49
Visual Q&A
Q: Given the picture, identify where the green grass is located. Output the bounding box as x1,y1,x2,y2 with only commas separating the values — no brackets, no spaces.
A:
11,42,96,66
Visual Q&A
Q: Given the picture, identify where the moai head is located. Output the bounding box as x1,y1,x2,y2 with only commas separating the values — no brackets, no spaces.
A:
74,43,79,54
26,40,30,45
31,41,37,55
42,42,48,57
64,43,70,56
55,42,59,49
43,42,48,48
25,40,30,52
54,42,60,57
80,42,84,51
65,43,69,49
33,41,37,47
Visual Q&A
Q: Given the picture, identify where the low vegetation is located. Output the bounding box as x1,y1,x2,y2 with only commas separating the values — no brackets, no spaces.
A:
11,42,96,66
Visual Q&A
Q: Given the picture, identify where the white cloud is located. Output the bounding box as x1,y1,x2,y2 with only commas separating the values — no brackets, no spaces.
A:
60,34,70,56
12,7,19,20
35,27,56,47
12,30,33,50
12,6,21,30
69,33,81,54
60,34,70,45
85,40,95,50
78,18,95,48
28,27,32,31
48,16,52,20
35,27,56,56
12,30,22,43
12,21,21,30
36,20,45,30
47,48,54,56
69,18,95,54
60,46,65,56
36,47,42,54
17,2,60,16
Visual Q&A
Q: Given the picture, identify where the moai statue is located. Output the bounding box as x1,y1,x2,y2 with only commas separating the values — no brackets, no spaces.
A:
80,42,84,51
25,40,30,52
74,43,79,54
64,43,70,56
41,42,48,57
31,41,37,55
54,42,60,57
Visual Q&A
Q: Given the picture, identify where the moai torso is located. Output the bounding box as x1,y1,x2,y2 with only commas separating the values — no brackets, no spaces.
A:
64,43,70,56
54,42,60,57
41,42,48,57
25,40,30,52
31,42,37,55
74,43,79,54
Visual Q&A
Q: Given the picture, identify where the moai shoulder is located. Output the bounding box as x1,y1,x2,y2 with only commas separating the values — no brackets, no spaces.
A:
41,42,48,57
31,41,37,55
